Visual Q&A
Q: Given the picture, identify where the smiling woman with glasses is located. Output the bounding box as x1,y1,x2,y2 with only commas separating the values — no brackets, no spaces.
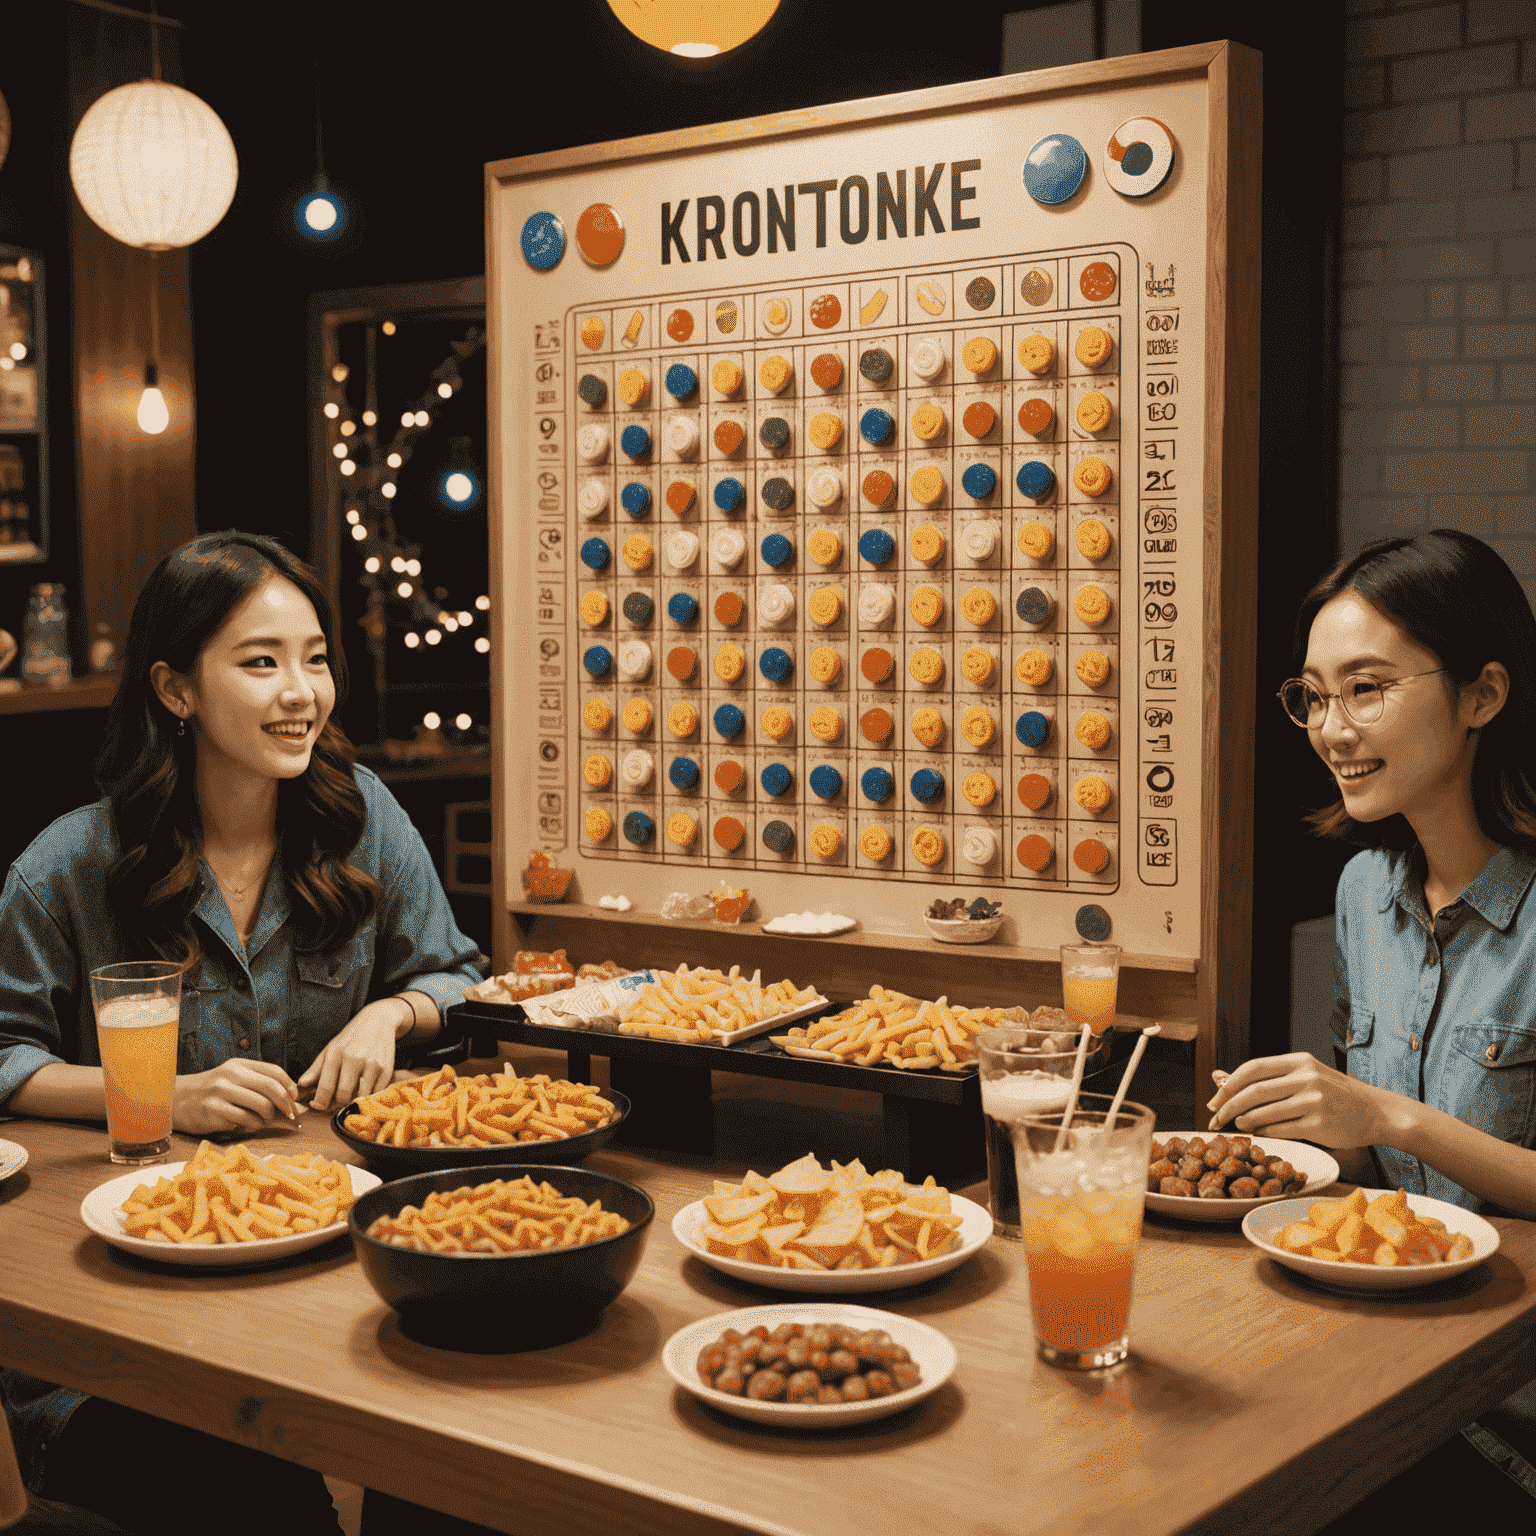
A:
1276,668,1449,729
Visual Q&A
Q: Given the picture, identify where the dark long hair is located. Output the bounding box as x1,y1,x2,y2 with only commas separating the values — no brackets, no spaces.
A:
95,532,381,968
1295,529,1536,852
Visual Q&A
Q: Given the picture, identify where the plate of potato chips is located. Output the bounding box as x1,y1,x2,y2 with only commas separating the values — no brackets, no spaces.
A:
672,1153,991,1292
1243,1188,1499,1289
81,1142,380,1266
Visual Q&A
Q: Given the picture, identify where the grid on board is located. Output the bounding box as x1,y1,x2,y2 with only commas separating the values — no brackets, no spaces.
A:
567,248,1130,890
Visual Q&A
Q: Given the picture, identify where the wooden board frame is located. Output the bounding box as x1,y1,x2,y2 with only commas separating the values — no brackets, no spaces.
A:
486,42,1261,1092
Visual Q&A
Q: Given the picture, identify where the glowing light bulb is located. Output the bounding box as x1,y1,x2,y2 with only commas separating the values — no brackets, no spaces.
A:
444,471,473,503
324,402,339,419
423,712,441,729
437,382,453,399
400,411,414,427
405,559,421,576
382,321,396,336
455,713,472,730
350,524,367,542
345,509,361,524
443,618,458,632
364,556,381,573
414,410,430,427
362,410,376,425
339,460,356,476
381,482,396,499
404,632,420,648
457,610,472,625
475,595,490,611
304,195,338,232
391,557,406,572
9,343,27,361
340,420,356,437
425,629,441,646
387,452,402,468
137,366,169,434
331,364,349,383
0,358,13,372
332,442,348,459
397,581,412,598
474,636,490,654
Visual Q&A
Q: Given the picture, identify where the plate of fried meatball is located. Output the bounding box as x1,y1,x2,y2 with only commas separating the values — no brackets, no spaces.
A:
1145,1133,1341,1221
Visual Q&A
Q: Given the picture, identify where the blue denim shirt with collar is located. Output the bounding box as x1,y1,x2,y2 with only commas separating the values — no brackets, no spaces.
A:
0,764,489,1488
1329,844,1536,1213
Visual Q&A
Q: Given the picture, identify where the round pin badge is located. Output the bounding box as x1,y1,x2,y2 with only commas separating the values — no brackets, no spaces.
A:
1105,117,1176,198
575,203,625,266
1022,134,1087,206
519,210,566,271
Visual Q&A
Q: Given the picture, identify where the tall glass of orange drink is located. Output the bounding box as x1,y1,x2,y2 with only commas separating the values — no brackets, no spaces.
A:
1060,943,1121,1036
90,962,181,1165
1011,1093,1155,1369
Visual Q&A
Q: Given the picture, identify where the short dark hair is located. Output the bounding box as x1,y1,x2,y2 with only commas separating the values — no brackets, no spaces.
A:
95,531,380,967
1295,529,1536,852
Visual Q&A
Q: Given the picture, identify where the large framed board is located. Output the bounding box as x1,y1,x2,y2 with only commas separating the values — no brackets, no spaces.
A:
488,42,1260,1090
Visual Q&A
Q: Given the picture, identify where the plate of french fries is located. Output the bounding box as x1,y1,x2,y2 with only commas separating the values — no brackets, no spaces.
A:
616,965,827,1044
80,1142,380,1266
1242,1188,1500,1289
672,1152,992,1292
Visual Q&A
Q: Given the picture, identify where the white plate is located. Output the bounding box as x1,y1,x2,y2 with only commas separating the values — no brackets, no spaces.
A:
761,912,857,936
1144,1133,1341,1222
663,1302,957,1427
1243,1189,1500,1291
673,1192,990,1292
80,1158,381,1267
0,1139,28,1183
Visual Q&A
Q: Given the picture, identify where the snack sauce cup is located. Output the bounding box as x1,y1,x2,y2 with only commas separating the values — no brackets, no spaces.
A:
1012,1093,1155,1369
90,961,181,1165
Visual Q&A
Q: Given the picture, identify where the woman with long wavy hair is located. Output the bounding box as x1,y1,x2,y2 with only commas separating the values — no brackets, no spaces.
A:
0,532,488,1533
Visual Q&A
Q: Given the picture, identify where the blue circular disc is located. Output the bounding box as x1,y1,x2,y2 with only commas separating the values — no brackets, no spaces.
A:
762,819,795,853
619,424,651,460
761,762,793,797
809,764,843,800
1022,134,1088,206
622,591,654,625
858,528,895,565
669,756,700,792
620,482,651,518
1016,461,1057,501
520,210,566,270
861,766,894,803
961,462,997,499
665,363,698,400
860,408,894,446
622,810,654,845
1016,710,1051,747
1075,903,1113,942
761,533,794,567
582,645,612,678
579,537,610,570
667,592,699,624
713,703,745,739
759,647,793,683
910,768,945,804
713,477,744,513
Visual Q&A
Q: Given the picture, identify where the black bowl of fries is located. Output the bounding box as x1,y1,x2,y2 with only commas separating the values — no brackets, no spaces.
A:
330,1071,631,1178
349,1164,655,1351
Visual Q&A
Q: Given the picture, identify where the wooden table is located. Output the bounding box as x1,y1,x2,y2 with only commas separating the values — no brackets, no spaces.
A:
2,1119,1534,1536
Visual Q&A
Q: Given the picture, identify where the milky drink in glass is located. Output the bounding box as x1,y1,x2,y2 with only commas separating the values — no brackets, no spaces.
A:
978,1026,1079,1239
91,962,181,1164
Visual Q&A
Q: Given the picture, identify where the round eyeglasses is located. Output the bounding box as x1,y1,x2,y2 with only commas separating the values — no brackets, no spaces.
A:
1277,669,1449,728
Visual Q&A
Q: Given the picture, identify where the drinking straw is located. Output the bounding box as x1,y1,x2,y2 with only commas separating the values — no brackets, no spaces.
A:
1106,1025,1162,1130
1051,1021,1097,1152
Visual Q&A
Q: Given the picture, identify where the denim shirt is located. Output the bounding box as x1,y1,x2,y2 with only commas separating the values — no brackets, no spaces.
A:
1329,845,1536,1213
0,764,489,1486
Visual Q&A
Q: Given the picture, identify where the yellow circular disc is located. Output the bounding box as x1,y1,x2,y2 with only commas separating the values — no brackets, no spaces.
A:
910,523,946,565
617,367,650,406
1017,334,1055,374
960,646,995,685
809,706,842,742
579,589,609,627
808,412,843,450
1017,521,1054,560
860,824,893,861
666,812,698,848
909,586,945,628
758,355,793,394
580,316,605,350
582,697,613,731
1015,647,1053,687
621,698,653,733
909,466,946,506
621,534,653,571
1074,585,1112,626
807,530,842,567
1074,774,1112,812
1075,518,1111,560
1073,457,1113,497
962,770,997,808
667,701,698,737
1075,649,1111,687
961,336,998,374
809,644,842,682
810,821,843,859
711,358,743,396
911,403,946,441
960,587,997,626
909,646,945,686
1075,326,1113,368
582,753,613,788
1076,391,1113,433
911,827,946,867
1075,710,1112,750
760,705,793,740
584,806,613,840
960,705,995,746
713,644,745,681
911,707,946,747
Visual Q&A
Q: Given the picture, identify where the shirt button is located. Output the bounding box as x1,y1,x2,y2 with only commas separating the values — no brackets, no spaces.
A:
1486,1043,1500,1062
238,1037,250,1049
234,975,248,990
1409,1033,1419,1051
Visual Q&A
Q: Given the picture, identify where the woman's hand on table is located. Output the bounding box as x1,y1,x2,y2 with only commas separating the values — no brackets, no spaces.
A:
173,1060,303,1134
296,1000,402,1112
1207,1052,1397,1149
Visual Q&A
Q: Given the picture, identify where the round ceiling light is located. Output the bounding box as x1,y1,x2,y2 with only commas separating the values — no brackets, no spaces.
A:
605,0,780,57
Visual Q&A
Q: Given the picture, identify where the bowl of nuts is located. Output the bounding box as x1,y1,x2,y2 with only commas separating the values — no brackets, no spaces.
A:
923,896,1003,944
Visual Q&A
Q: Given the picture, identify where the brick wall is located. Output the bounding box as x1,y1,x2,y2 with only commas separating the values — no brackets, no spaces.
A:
1339,0,1535,602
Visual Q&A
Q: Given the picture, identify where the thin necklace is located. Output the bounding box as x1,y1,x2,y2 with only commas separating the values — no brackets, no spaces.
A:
207,848,275,899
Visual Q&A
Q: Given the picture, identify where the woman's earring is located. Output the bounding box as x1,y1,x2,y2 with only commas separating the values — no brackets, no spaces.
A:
178,716,186,737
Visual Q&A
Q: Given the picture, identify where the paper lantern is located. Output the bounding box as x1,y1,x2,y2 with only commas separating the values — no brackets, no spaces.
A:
69,80,238,251
605,0,779,56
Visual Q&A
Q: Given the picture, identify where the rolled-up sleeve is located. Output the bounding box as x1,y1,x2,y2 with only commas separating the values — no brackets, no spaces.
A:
363,774,489,1016
0,866,79,1113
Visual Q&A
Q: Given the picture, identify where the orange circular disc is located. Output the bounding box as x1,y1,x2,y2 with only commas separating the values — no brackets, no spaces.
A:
575,204,625,267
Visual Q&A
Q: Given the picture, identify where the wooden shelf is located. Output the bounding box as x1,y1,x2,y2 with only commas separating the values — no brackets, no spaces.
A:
0,674,117,714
